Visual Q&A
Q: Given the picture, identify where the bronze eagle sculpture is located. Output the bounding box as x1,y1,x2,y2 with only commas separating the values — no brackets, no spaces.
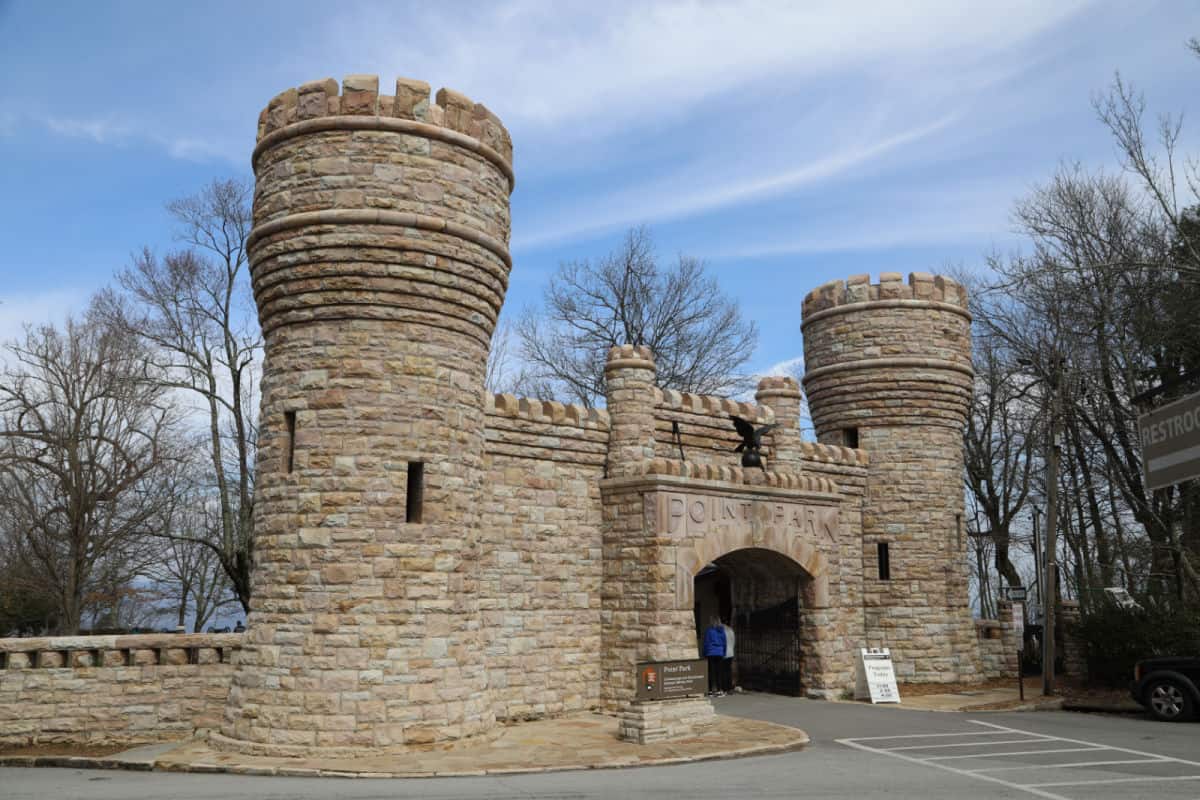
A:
730,415,777,472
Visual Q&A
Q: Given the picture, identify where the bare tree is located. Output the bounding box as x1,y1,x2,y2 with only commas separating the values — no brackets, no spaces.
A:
0,529,60,635
515,227,758,407
977,165,1200,610
485,318,527,395
0,312,180,634
147,474,236,631
1095,69,1200,280
961,278,1039,594
98,178,259,613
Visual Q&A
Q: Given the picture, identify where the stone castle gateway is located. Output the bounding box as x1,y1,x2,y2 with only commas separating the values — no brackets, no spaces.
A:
1,74,1019,754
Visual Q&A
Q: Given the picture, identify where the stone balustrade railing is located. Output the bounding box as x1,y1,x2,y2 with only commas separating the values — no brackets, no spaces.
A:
0,632,243,670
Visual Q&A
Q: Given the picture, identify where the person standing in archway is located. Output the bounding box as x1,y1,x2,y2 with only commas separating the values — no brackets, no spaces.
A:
720,619,736,693
702,616,727,696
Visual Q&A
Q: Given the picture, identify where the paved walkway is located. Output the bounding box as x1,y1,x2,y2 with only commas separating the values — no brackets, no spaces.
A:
880,687,1062,713
0,712,808,778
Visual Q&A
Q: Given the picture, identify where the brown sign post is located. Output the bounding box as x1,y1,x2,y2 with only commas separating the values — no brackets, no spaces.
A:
635,659,707,701
1139,390,1200,490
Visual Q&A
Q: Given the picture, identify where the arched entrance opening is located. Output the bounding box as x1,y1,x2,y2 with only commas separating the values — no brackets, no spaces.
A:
693,548,811,696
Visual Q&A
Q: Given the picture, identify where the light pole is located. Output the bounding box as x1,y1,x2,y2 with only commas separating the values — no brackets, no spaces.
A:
1019,351,1063,697
1031,504,1042,616
1043,359,1061,697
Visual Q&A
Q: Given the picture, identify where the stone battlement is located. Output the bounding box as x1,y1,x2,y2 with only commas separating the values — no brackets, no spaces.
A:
655,387,771,425
799,440,868,466
487,392,611,429
255,75,513,179
802,272,968,321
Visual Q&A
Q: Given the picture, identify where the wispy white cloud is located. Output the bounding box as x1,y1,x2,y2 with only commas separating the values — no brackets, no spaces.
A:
321,1,1093,251
28,113,240,163
512,112,959,249
0,288,90,350
344,0,1091,133
760,355,805,378
39,114,135,144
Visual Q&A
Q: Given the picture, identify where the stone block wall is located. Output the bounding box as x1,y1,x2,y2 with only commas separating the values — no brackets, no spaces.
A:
1059,600,1087,680
797,450,869,695
0,633,241,746
480,393,609,719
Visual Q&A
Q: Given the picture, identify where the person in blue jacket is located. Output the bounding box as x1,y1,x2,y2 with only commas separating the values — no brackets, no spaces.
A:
701,616,727,696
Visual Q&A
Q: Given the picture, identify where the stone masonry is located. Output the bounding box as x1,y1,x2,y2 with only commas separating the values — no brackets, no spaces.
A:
0,74,991,755
219,75,513,755
802,273,980,681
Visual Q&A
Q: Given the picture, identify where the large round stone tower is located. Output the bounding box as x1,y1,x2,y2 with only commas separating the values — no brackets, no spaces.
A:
219,75,513,753
801,272,980,682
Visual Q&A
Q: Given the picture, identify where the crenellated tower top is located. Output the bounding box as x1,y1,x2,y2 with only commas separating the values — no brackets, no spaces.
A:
801,272,967,323
253,74,513,185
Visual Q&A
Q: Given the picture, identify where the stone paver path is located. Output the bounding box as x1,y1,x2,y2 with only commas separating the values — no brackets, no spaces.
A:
142,712,807,777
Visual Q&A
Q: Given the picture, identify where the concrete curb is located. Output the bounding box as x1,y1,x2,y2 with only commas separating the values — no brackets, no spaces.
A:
1061,701,1144,715
836,696,1065,713
0,726,809,779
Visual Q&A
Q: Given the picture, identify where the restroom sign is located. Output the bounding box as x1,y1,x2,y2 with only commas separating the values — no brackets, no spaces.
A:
855,648,900,704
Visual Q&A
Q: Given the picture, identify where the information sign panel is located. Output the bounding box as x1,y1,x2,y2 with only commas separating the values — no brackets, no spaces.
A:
635,659,707,701
855,648,900,704
1011,601,1025,640
1139,390,1200,490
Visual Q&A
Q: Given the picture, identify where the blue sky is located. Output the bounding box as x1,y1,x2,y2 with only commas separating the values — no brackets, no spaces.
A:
1,0,1197,376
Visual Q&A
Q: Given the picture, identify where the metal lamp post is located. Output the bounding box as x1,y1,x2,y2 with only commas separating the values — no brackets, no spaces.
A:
1019,351,1063,697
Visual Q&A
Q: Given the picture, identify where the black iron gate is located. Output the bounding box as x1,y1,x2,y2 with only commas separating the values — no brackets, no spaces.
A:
734,596,802,695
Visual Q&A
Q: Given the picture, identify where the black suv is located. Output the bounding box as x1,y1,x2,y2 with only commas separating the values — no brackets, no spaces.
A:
1131,656,1200,722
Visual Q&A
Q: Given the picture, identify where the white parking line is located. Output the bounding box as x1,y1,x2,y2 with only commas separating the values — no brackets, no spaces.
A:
1028,776,1200,788
926,747,1103,761
838,719,1200,800
843,729,1027,742
976,758,1169,772
967,720,1200,767
837,736,1074,800
887,737,1052,751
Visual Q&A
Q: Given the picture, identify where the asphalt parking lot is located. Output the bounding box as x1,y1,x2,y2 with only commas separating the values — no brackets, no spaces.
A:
2,694,1196,799
840,718,1200,799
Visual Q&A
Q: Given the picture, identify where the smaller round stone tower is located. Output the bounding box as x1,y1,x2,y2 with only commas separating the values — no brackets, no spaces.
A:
221,75,513,754
755,376,803,473
801,272,979,682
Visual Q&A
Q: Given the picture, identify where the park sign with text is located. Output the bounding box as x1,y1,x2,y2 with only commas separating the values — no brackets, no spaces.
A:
635,659,707,701
1139,390,1200,490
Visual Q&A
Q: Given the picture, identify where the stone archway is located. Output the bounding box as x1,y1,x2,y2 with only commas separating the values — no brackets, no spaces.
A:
693,547,821,696
674,519,832,612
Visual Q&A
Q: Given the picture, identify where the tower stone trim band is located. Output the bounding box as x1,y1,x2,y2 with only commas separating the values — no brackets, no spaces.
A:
252,116,515,188
801,298,972,328
802,356,975,382
246,210,513,268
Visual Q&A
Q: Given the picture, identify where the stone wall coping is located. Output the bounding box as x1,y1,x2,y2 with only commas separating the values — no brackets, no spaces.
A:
486,392,610,429
801,272,969,321
254,75,513,182
0,632,244,654
601,469,843,503
654,387,771,423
